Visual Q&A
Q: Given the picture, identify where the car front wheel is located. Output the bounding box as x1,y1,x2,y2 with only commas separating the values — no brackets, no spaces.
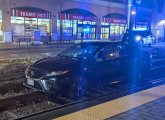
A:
72,76,87,98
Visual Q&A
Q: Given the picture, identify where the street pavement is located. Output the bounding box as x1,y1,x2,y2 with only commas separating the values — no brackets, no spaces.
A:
0,48,63,60
0,43,72,60
0,42,165,60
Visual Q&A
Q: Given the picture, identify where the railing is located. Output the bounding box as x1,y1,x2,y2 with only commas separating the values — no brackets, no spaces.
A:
12,35,76,46
12,36,31,46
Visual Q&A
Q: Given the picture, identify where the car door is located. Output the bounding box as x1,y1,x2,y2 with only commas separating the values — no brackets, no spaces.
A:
87,44,122,86
115,44,133,80
118,44,148,83
97,44,134,83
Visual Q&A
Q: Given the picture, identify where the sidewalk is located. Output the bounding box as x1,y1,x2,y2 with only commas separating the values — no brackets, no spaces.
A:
0,42,74,51
0,41,165,51
108,96,165,120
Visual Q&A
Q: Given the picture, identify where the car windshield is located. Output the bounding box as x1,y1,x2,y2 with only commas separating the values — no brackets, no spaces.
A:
58,43,100,58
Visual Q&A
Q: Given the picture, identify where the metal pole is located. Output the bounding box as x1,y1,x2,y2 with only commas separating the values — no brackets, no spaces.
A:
128,0,133,30
59,0,63,44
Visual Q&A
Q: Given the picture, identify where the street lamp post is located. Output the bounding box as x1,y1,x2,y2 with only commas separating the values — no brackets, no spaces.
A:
128,0,133,30
131,9,137,30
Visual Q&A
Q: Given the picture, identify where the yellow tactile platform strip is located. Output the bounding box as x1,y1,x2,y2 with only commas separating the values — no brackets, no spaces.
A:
54,84,165,120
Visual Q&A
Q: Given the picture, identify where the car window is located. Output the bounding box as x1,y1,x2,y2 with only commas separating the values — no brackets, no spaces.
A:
59,44,99,58
97,44,128,60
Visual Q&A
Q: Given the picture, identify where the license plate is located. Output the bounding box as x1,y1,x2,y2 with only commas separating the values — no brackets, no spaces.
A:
27,78,34,86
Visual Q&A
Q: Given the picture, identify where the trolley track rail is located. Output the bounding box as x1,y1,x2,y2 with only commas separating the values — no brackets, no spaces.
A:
0,82,24,94
15,78,165,119
1,76,165,120
0,92,48,112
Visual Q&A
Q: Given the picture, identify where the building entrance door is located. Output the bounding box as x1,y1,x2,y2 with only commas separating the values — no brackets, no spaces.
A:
77,25,96,40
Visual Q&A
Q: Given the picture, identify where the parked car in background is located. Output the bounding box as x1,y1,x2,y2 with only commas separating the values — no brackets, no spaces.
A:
122,30,154,46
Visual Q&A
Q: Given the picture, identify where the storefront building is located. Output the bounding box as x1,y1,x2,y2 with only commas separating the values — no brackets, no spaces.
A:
0,0,155,43
57,9,98,40
0,10,3,41
101,13,127,40
10,7,51,37
132,7,151,31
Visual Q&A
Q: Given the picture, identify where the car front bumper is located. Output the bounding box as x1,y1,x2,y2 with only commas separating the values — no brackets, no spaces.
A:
24,76,72,94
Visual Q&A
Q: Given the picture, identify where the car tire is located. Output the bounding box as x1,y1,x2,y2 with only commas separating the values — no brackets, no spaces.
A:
72,76,87,98
136,66,150,84
148,43,152,47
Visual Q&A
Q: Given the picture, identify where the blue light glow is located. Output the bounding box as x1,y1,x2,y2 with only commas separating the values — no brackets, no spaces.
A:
83,27,90,33
136,35,142,41
131,11,136,15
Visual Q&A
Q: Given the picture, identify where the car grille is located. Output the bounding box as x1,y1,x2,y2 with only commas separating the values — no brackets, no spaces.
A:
34,81,42,90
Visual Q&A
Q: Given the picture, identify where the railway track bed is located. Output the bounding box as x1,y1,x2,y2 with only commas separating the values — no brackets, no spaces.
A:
2,101,57,120
0,77,165,120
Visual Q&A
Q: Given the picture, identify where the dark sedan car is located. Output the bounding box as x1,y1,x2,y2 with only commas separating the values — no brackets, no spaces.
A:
122,30,154,46
24,41,152,96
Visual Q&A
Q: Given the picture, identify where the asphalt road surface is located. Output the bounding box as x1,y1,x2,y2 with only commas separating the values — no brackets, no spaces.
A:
0,48,66,60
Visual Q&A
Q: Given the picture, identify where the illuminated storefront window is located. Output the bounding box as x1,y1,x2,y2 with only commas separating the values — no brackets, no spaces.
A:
101,18,127,41
77,20,96,40
110,24,126,40
0,10,3,41
11,9,51,37
0,10,2,31
101,27,109,40
63,19,73,36
57,14,97,40
38,19,50,36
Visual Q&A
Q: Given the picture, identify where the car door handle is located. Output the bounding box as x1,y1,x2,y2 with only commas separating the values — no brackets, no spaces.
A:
131,58,137,62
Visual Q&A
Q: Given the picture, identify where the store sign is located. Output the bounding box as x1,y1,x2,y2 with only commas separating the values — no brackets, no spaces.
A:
110,18,127,24
11,9,51,19
69,14,97,21
103,18,109,23
59,14,97,22
136,21,149,25
103,18,126,24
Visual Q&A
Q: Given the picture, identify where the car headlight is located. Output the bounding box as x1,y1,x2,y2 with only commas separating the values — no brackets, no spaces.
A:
136,35,142,41
41,79,55,91
45,70,69,77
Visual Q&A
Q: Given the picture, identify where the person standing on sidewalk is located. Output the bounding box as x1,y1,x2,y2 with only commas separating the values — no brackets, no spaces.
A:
81,32,84,42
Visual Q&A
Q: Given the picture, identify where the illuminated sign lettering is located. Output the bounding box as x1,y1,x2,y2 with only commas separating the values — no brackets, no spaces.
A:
20,11,36,17
110,18,127,24
68,14,97,22
11,9,51,19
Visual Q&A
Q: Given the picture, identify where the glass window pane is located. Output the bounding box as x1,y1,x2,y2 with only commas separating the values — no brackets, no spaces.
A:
38,19,50,36
11,17,25,36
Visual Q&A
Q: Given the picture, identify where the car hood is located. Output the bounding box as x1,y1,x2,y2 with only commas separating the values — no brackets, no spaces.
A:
31,56,80,73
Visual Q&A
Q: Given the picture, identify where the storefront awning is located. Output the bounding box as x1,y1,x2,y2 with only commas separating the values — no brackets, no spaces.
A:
103,13,127,19
61,9,97,17
103,13,127,24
